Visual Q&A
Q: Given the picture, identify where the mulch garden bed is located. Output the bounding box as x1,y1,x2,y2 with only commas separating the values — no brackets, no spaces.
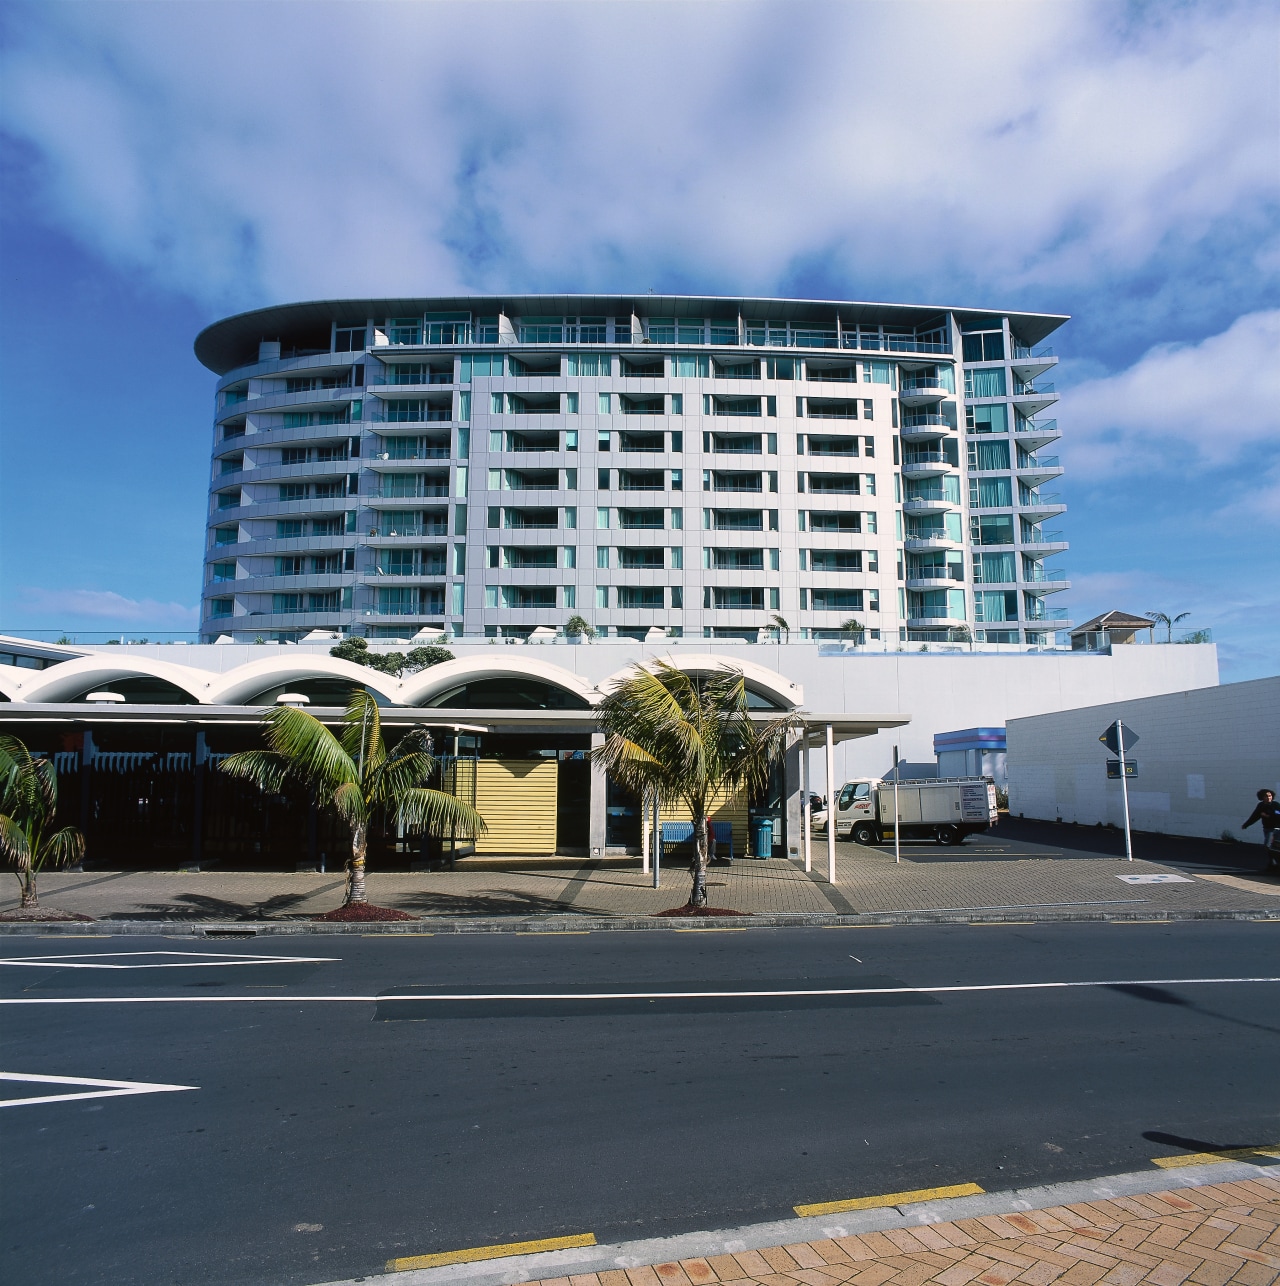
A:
311,903,418,922
653,905,753,918
0,907,95,922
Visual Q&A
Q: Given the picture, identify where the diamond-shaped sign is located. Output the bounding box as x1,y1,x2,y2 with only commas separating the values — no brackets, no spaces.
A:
1100,721,1139,755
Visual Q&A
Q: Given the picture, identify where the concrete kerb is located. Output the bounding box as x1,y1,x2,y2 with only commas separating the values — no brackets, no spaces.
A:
307,1158,1280,1286
1,907,1279,935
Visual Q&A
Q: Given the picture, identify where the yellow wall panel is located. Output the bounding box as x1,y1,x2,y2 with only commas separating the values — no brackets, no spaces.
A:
658,786,750,853
471,759,559,855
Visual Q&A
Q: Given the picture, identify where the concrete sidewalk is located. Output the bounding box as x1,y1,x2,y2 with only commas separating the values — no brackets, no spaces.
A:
4,844,1278,924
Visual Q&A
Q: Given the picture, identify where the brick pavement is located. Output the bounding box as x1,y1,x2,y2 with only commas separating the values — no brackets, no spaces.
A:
520,1178,1280,1286
3,846,1278,922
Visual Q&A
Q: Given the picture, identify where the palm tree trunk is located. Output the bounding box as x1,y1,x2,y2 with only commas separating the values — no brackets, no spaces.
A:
20,864,37,909
688,809,708,908
345,823,368,906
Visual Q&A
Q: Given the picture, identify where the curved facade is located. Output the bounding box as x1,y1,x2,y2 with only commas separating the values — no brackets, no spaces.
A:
195,295,1070,646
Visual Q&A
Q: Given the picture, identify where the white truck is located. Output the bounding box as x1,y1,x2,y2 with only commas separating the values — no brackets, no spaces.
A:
812,777,999,846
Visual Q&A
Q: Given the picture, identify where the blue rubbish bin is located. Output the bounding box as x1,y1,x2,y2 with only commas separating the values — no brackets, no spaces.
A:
753,817,773,859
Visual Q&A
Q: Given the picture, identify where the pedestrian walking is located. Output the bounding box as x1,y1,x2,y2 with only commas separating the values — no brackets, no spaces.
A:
1241,788,1279,870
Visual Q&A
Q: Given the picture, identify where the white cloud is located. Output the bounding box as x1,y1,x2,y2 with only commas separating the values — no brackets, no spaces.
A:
1059,309,1280,477
0,1,1276,308
15,588,198,627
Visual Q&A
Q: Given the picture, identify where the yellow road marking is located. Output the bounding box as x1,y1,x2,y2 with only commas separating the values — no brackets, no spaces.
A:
387,1232,596,1272
1152,1144,1280,1169
795,1181,984,1217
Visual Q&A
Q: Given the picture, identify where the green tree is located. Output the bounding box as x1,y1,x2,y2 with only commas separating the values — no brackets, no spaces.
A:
768,614,790,643
218,690,484,906
0,735,85,909
1146,611,1190,643
840,618,866,642
330,636,454,676
595,662,792,908
564,615,597,639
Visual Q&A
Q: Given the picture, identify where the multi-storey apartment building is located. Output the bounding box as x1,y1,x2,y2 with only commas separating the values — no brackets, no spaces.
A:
195,296,1069,645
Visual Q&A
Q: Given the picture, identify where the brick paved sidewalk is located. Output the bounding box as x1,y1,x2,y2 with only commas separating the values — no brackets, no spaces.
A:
4,847,1278,922
525,1178,1280,1286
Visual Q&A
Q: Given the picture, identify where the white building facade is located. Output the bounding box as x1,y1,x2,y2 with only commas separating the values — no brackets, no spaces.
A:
195,296,1069,645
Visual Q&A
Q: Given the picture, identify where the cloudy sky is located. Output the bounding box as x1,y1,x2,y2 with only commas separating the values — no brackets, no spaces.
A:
0,0,1277,675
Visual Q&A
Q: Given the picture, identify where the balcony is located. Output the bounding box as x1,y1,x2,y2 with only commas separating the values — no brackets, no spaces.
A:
899,414,950,443
903,496,955,514
1010,347,1058,382
905,572,962,590
1015,454,1063,484
897,377,949,405
1023,606,1070,624
1011,383,1058,415
906,610,965,628
1017,491,1067,518
902,452,952,478
366,450,451,469
1013,417,1061,447
1019,528,1069,550
904,531,960,552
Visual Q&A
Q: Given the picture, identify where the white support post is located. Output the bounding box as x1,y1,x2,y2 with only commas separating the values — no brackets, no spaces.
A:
641,789,651,876
652,792,661,888
801,730,812,873
825,722,836,884
1117,718,1134,862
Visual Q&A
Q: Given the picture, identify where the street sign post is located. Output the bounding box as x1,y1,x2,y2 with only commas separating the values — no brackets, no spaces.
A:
892,744,901,866
1100,719,1137,861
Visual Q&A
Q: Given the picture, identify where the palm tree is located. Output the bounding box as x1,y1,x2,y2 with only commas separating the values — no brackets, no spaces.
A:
0,735,85,909
840,618,866,642
219,690,485,906
595,661,793,908
768,614,790,643
1146,611,1190,643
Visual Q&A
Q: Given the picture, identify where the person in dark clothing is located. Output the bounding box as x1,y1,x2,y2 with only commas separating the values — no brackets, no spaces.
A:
1242,789,1279,869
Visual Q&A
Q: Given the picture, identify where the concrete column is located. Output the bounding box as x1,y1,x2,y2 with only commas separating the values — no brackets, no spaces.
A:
79,729,95,857
588,731,607,858
783,733,802,861
801,731,812,873
825,722,837,884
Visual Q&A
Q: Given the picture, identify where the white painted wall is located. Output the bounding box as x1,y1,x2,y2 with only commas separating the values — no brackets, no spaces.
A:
1006,676,1280,841
66,638,1218,798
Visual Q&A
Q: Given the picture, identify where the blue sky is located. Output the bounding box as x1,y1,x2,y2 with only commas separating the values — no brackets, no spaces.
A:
0,0,1277,676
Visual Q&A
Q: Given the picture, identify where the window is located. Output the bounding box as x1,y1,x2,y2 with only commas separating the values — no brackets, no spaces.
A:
976,590,1018,622
564,506,576,529
670,507,683,529
272,593,301,613
597,507,610,529
218,489,241,509
670,431,683,451
670,546,683,569
863,360,892,384
211,561,237,582
566,392,579,414
617,587,665,609
491,392,504,415
566,353,610,376
970,439,1010,470
598,393,611,414
970,476,1012,508
671,469,683,490
675,354,710,378
618,507,664,529
810,589,864,611
863,436,874,457
335,325,366,353
965,368,1007,398
862,400,874,419
966,403,1008,433
598,468,610,490
971,514,1015,545
810,550,862,572
963,332,1005,363
278,484,306,502
808,512,861,533
210,597,233,617
974,552,1016,583
711,548,763,570
709,587,765,610
766,358,795,380
670,393,683,415
596,586,609,609
563,586,576,609
215,525,239,545
460,355,504,380
597,546,610,568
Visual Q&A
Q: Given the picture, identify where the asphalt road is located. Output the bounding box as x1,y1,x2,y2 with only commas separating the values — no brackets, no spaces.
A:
2,923,1278,1286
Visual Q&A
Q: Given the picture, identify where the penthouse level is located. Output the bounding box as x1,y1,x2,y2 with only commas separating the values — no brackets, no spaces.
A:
195,295,1070,646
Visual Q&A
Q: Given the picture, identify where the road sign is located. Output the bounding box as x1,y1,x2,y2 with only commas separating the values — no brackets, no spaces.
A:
1107,759,1138,779
1100,721,1139,755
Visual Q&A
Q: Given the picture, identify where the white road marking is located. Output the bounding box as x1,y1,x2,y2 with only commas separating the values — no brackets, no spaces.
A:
1116,874,1194,885
0,950,338,970
0,976,1276,1005
0,1071,198,1108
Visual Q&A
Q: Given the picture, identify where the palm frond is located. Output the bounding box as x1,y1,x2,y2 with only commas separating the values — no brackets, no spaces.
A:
0,813,32,869
37,826,85,873
341,691,384,777
330,780,367,828
393,787,487,838
31,755,59,825
370,750,439,807
218,750,295,795
262,705,358,793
